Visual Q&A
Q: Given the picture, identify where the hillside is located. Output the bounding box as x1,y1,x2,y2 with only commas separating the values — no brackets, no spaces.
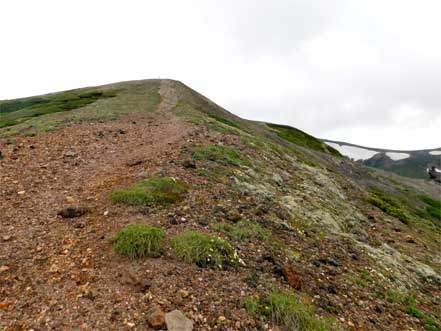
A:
1,79,440,331
324,139,441,180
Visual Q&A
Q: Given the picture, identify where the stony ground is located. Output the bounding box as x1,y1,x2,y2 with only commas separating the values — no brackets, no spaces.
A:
1,80,440,331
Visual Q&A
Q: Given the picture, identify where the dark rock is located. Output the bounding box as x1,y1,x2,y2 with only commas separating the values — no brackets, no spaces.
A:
327,284,338,294
117,129,127,134
197,219,209,226
138,207,151,215
182,159,196,169
375,304,385,313
58,207,89,218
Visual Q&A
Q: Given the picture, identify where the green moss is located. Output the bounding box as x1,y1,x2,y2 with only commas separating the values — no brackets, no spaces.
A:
402,296,441,331
170,231,241,269
189,144,251,167
367,188,411,224
110,224,165,259
420,195,441,224
208,114,245,131
211,220,270,242
111,177,188,207
245,289,339,331
267,123,341,157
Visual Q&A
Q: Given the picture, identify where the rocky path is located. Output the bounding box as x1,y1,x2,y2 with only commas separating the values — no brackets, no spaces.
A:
0,111,198,330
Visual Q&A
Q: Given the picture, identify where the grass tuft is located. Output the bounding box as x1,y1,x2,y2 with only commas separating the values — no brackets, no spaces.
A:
170,231,241,269
111,177,188,207
245,289,339,331
110,224,165,259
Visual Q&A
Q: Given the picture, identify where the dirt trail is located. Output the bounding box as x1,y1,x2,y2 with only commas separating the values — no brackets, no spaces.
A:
0,109,197,330
157,80,180,113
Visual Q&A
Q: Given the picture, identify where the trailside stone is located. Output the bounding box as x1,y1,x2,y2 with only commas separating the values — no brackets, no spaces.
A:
165,310,193,331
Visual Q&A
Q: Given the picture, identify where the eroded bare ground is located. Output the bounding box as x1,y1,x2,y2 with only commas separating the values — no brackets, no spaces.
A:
0,84,439,331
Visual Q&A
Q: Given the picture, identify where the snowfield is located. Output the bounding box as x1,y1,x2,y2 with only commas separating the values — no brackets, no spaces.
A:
429,150,441,156
326,142,378,161
385,152,410,161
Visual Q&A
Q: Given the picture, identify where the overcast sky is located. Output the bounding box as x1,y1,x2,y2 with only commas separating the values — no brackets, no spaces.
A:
1,1,440,150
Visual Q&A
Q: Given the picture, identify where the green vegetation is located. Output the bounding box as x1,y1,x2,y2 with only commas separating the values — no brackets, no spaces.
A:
420,195,441,224
403,296,441,331
352,269,374,287
211,220,270,242
111,177,188,207
245,289,338,331
267,123,341,157
110,224,165,259
0,80,161,137
367,187,411,224
208,114,244,131
189,144,251,167
170,231,241,269
0,90,118,128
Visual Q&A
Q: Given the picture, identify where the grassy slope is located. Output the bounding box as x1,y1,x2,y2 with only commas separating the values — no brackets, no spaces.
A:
0,80,161,137
1,79,440,329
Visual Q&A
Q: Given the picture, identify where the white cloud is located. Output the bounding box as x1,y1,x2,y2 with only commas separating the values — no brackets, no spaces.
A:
0,0,440,150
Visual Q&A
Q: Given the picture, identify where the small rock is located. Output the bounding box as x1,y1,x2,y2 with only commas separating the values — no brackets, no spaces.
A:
66,196,75,203
217,316,227,323
0,265,10,273
58,206,89,218
146,305,165,329
2,235,12,242
17,191,26,195
137,171,149,178
165,310,193,331
64,151,77,158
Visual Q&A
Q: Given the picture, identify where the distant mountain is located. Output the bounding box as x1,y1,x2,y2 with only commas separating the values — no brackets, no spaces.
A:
324,139,441,179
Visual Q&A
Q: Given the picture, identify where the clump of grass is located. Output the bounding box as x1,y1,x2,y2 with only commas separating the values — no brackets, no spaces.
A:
170,231,241,269
111,177,188,207
245,289,339,331
367,187,411,224
189,144,250,167
211,220,270,242
110,224,165,259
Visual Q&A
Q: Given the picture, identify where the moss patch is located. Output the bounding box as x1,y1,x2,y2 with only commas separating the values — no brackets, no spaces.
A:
267,123,341,157
110,224,165,259
367,187,411,224
111,177,188,207
245,289,339,331
211,220,270,242
170,231,241,269
189,144,250,167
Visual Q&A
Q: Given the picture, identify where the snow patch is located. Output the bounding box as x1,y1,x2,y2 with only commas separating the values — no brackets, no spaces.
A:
429,150,441,156
325,142,378,161
386,152,410,161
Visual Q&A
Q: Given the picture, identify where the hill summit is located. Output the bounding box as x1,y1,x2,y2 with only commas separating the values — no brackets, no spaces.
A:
0,79,440,331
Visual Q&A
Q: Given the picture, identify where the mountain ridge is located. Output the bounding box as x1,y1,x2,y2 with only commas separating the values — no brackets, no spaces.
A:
1,79,440,331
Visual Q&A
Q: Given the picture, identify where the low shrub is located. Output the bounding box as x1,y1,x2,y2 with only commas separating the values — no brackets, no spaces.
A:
170,231,241,269
110,224,165,259
111,177,188,206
